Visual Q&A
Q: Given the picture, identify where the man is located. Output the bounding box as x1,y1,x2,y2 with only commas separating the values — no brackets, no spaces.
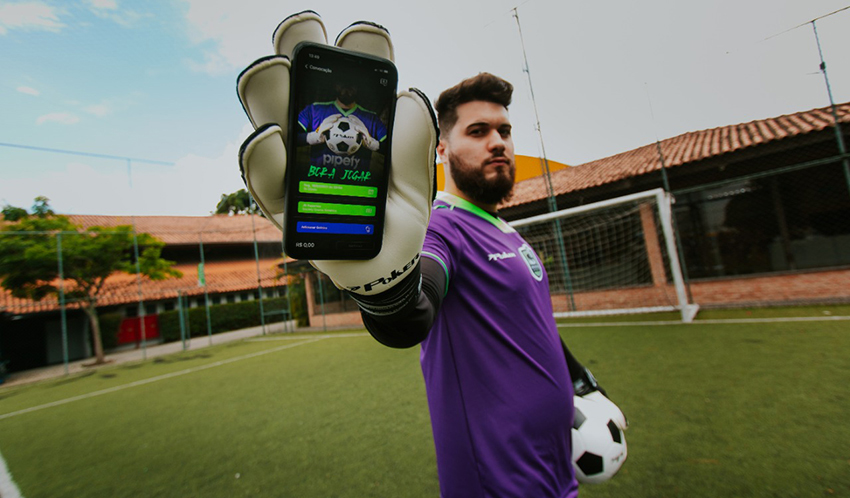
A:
238,13,598,496
358,73,579,498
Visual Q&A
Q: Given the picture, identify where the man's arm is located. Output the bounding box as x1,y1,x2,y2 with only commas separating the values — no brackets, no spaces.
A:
562,339,609,397
351,257,446,348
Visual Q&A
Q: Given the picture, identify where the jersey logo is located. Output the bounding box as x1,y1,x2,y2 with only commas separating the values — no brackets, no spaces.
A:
488,251,516,262
518,244,544,281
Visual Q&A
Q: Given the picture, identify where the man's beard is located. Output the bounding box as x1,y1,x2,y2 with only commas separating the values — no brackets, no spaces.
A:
448,151,516,207
338,89,357,106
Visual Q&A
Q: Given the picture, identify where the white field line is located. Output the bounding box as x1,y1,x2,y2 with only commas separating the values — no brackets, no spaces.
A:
557,315,850,328
248,332,369,342
0,448,24,498
0,337,327,422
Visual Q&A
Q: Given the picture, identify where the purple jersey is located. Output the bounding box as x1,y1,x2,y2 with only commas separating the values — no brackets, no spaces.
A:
420,192,578,498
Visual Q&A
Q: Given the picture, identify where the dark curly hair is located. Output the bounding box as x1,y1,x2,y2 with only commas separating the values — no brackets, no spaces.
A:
435,73,513,136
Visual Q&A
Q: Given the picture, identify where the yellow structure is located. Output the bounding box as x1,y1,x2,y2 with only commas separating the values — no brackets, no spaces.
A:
435,154,569,190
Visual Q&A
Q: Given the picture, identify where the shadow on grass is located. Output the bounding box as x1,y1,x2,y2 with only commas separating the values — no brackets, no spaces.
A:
152,352,213,364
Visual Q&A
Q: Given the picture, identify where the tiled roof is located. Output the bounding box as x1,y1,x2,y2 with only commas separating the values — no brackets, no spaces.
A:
66,214,282,245
503,102,850,209
1,258,294,315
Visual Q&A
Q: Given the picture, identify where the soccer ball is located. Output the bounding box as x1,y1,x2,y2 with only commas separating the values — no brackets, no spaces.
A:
571,392,628,484
325,117,362,156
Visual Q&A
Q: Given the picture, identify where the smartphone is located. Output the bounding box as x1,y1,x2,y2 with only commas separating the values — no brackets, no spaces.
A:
284,42,398,260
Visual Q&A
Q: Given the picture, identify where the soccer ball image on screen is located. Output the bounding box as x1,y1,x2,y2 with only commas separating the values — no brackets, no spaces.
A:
571,393,628,484
324,117,362,156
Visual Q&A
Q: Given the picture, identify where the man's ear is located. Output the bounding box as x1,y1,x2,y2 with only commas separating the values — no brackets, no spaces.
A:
436,139,448,165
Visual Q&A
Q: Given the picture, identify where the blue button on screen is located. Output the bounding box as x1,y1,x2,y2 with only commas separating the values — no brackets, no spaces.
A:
297,222,374,235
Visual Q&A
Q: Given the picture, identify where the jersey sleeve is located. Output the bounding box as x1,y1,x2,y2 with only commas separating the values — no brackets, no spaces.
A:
355,205,460,348
372,118,388,143
297,105,313,132
421,206,461,295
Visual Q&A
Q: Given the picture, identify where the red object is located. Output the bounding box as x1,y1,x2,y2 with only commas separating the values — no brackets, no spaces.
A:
117,316,160,345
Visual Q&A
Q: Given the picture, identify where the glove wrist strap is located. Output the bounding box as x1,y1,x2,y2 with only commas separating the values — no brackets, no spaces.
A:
348,261,422,317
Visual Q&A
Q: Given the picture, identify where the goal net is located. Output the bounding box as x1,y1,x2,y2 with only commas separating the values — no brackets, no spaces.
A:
510,188,699,322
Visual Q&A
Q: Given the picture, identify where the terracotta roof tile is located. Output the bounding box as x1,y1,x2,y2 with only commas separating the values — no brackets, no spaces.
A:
66,214,281,245
502,101,850,209
1,258,293,315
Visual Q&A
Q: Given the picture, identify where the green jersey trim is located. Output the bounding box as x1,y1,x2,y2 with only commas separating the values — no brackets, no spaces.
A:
421,251,450,296
435,192,516,234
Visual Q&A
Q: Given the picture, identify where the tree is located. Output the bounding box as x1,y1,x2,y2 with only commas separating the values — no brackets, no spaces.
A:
0,200,182,365
1,204,28,222
31,196,54,218
215,189,260,216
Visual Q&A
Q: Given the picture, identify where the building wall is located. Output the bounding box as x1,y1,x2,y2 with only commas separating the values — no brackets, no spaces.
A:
303,272,364,329
550,268,850,313
688,268,850,307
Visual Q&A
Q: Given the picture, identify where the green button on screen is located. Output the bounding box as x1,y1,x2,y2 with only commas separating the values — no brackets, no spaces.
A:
298,202,376,217
300,181,378,198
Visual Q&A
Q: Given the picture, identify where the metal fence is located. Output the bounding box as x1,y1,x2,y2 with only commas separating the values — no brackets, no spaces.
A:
0,222,303,374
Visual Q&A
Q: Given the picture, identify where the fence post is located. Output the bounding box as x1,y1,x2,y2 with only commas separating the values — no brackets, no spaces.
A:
812,21,850,200
56,232,69,375
250,210,267,335
198,235,212,345
131,221,147,359
177,291,187,351
317,271,327,333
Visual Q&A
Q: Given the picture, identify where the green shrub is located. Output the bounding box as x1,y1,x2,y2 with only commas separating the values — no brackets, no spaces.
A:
158,297,292,343
286,276,309,326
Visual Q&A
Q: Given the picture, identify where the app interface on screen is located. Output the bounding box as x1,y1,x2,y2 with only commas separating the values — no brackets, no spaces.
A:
289,47,396,254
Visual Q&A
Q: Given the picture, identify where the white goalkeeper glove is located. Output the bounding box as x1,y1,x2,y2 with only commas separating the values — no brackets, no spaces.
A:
236,11,437,307
346,114,380,151
307,113,342,145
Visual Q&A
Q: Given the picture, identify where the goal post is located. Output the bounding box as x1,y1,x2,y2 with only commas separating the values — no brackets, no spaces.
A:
510,188,700,323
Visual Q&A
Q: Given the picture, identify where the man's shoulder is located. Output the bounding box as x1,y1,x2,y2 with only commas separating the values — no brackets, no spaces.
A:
353,105,378,116
428,199,463,231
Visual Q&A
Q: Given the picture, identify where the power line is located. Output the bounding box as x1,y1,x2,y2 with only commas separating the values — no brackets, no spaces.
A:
0,141,173,166
762,4,850,42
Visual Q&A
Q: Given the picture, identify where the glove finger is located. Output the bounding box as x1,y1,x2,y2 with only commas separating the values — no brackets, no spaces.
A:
334,21,394,62
237,56,291,133
239,124,287,231
273,10,328,58
388,88,438,220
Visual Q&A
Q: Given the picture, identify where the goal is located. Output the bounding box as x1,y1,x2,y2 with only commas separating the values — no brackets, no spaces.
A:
510,188,699,322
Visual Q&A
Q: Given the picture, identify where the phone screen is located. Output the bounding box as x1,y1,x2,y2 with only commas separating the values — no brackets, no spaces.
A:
284,43,398,260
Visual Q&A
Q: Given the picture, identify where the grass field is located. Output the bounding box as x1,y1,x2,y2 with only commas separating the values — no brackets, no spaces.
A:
1,308,849,497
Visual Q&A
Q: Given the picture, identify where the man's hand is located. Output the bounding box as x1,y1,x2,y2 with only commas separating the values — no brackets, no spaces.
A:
236,11,437,302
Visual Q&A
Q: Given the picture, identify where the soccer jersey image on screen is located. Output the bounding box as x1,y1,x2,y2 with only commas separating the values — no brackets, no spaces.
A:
298,101,388,169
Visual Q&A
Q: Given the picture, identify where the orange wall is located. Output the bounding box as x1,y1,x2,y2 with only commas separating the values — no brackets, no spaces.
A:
436,155,569,191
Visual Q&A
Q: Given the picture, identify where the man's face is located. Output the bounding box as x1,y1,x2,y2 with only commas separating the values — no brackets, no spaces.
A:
438,101,516,206
335,83,358,106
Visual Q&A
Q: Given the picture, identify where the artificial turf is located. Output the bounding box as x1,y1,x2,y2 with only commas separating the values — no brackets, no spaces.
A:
0,312,848,497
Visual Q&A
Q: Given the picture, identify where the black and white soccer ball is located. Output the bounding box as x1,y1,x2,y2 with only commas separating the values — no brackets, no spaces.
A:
325,117,362,156
571,391,628,484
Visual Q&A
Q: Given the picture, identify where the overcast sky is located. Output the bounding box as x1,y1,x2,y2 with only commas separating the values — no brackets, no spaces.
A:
1,0,849,216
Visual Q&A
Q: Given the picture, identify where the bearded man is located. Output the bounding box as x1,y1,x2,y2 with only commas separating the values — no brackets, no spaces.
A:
359,72,580,498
